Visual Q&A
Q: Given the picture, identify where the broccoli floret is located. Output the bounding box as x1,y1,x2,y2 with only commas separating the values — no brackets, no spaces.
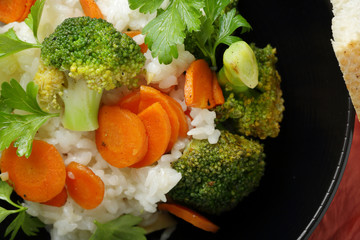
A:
215,44,285,139
34,16,145,131
168,130,265,215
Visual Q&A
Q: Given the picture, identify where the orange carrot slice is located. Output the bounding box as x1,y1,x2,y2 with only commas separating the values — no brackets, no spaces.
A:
164,95,189,138
158,203,219,233
79,0,104,19
184,59,215,109
0,140,66,203
95,105,148,168
42,187,68,207
0,0,34,24
212,72,225,106
17,0,36,22
123,30,148,54
131,102,171,168
117,90,140,114
138,86,179,152
66,162,104,209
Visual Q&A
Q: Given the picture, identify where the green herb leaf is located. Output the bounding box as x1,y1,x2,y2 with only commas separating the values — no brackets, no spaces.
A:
174,0,204,32
0,181,20,209
0,112,55,157
0,181,44,240
187,0,252,67
0,80,59,157
1,79,47,115
25,0,46,42
143,3,185,64
0,29,41,58
134,0,205,64
0,207,19,223
215,8,251,48
5,210,25,240
128,0,165,14
89,215,146,240
21,213,45,237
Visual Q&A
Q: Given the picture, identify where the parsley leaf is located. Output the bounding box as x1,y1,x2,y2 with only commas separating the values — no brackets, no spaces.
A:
25,0,46,43
21,212,45,237
190,0,251,67
89,215,146,240
0,29,41,58
142,3,185,64
0,0,45,58
0,181,44,240
0,79,59,157
128,0,165,14
131,0,205,64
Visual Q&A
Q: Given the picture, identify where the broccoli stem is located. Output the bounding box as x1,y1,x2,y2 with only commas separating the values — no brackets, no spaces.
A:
61,77,102,131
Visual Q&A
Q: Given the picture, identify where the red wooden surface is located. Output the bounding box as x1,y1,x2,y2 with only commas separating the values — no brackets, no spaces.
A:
310,115,360,240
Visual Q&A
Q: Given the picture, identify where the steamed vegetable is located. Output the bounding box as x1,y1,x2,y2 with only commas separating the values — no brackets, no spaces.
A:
215,44,285,139
218,40,259,92
158,203,219,233
36,16,145,131
65,162,105,209
138,86,181,151
95,106,148,168
168,130,265,215
0,140,66,202
0,0,36,24
79,0,104,19
184,59,225,109
131,102,172,168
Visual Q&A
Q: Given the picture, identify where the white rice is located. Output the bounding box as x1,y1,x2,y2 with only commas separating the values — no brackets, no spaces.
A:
0,0,221,239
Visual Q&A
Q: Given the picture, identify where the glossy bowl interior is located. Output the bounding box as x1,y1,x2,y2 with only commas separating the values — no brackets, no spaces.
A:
152,0,355,239
0,0,355,239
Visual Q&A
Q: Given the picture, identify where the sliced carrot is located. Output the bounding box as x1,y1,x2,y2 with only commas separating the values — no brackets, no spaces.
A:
184,59,215,109
124,30,148,54
95,105,148,168
79,0,104,19
131,102,171,168
163,95,189,138
17,0,36,22
0,140,66,203
42,187,68,207
212,72,225,106
138,86,179,152
158,203,219,233
66,162,104,209
0,0,33,24
117,90,140,114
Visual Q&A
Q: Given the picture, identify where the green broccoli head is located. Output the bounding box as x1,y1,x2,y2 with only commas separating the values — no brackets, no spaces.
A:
41,16,145,92
35,17,145,131
168,130,265,215
215,44,285,139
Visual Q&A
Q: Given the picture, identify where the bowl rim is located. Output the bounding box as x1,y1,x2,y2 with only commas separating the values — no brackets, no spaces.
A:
299,97,355,239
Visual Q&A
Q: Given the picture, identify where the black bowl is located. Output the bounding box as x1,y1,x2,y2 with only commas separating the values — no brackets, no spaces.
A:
151,0,355,239
1,0,355,239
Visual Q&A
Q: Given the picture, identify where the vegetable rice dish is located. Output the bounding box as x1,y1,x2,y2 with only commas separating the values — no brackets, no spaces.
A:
0,0,284,239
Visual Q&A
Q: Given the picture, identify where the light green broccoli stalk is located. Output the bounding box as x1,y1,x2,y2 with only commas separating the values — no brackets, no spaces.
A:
34,16,146,131
168,130,265,215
